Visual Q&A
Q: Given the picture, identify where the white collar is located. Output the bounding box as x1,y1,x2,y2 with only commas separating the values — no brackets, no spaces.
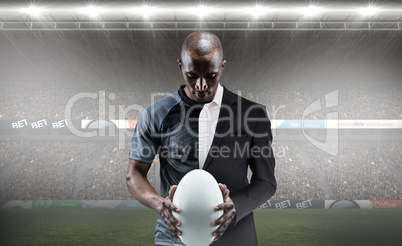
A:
204,83,223,109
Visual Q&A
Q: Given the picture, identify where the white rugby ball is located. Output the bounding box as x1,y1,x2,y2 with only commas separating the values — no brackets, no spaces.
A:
172,169,223,246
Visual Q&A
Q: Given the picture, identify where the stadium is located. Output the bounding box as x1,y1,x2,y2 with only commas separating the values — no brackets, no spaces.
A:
0,0,401,245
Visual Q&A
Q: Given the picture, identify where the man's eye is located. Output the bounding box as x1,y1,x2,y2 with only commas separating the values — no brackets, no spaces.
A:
207,74,216,79
187,74,216,79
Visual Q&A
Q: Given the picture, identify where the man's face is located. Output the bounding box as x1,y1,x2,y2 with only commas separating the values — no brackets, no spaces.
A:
178,49,226,104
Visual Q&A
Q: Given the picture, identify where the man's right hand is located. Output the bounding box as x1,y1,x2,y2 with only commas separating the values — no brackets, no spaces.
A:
159,185,182,242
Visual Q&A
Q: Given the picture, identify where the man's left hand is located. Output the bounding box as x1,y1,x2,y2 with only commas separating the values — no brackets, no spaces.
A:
211,183,237,242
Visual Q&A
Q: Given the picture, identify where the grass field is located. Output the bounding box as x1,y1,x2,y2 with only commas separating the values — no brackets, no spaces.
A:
1,209,402,245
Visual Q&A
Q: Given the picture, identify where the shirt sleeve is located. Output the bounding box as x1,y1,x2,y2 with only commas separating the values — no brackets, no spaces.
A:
129,105,160,164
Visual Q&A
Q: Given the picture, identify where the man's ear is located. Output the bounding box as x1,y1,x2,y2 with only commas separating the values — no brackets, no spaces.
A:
177,59,182,72
221,59,227,71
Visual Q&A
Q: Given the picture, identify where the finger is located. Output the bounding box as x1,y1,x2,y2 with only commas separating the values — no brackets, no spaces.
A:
168,185,178,200
169,210,181,227
170,224,182,242
162,207,180,227
164,198,181,213
212,216,232,240
162,211,182,237
175,233,182,242
162,209,173,226
211,220,217,227
218,183,230,198
211,218,222,227
218,183,224,192
169,185,177,199
213,212,227,227
164,200,174,212
212,225,223,241
214,202,234,211
172,224,182,236
172,184,178,193
173,226,182,242
168,212,178,226
171,201,181,213
218,183,227,191
212,220,231,241
225,187,230,196
212,209,236,227
162,204,180,225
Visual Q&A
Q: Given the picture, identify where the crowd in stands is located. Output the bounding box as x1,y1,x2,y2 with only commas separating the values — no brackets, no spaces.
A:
338,87,402,120
0,87,77,120
252,88,315,120
0,140,27,173
0,85,400,200
0,140,96,200
379,142,402,169
308,140,401,200
1,139,400,200
77,89,166,121
77,142,158,200
269,140,326,200
1,86,400,121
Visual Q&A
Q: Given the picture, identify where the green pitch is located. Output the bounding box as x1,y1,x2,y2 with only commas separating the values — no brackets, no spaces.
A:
1,209,402,245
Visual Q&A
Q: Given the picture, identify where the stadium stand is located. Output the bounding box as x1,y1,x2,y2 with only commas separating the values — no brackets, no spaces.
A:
0,87,400,120
0,138,400,200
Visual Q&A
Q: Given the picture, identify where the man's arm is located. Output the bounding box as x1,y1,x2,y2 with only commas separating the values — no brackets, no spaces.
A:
229,106,277,226
126,158,183,241
126,158,162,211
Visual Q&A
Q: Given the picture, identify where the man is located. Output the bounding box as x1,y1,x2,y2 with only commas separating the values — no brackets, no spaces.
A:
126,31,276,246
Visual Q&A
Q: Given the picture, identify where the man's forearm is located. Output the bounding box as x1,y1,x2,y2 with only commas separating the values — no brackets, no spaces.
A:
230,179,276,225
126,172,164,213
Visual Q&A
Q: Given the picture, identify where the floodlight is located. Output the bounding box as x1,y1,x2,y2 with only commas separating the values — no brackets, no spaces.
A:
245,6,268,17
358,6,379,16
300,6,321,16
133,5,156,17
192,5,212,17
79,6,102,17
21,6,42,16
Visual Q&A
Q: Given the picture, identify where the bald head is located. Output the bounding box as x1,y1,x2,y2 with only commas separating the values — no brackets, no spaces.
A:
181,31,223,63
178,31,226,104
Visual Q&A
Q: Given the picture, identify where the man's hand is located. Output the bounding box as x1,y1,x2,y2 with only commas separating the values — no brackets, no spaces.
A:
211,183,237,242
159,185,182,242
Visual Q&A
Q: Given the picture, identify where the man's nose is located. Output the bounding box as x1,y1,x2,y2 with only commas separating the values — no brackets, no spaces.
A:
195,78,208,91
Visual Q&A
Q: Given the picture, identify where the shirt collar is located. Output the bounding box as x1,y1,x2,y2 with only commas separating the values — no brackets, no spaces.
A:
178,84,200,106
204,83,223,109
